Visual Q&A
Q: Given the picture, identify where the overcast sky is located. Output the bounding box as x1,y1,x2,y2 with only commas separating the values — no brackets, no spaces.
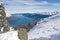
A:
0,0,60,14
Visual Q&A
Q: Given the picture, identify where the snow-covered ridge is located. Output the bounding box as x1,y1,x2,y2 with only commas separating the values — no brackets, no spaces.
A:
28,13,60,40
38,13,60,23
39,12,56,15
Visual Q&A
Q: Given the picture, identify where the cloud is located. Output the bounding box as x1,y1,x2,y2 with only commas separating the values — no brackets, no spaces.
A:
0,0,48,6
1,0,60,6
5,6,45,14
0,0,60,14
40,1,48,4
17,1,48,6
23,1,48,6
52,3,60,6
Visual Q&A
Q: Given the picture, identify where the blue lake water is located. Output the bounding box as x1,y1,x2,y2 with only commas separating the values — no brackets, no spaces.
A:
7,15,33,25
7,14,51,25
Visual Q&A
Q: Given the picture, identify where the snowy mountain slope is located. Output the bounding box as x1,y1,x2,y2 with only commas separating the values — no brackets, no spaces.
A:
0,13,60,40
0,31,19,40
28,13,60,40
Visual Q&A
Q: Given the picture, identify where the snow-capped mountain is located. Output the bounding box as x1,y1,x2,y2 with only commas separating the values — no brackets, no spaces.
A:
28,13,60,40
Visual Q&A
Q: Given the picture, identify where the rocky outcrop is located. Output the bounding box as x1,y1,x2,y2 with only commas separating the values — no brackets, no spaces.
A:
0,3,10,32
18,28,28,40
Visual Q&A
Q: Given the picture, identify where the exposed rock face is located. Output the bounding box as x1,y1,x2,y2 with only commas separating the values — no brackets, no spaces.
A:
0,3,10,32
18,28,28,40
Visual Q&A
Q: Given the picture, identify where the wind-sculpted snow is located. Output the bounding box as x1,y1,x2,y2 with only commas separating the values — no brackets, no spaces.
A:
28,13,60,40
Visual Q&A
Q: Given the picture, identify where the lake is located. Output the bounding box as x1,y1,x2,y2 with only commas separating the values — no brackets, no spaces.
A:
7,13,51,25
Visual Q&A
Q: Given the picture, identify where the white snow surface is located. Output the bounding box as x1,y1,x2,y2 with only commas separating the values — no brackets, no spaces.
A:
28,13,60,39
0,31,20,40
0,13,60,40
6,13,12,17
